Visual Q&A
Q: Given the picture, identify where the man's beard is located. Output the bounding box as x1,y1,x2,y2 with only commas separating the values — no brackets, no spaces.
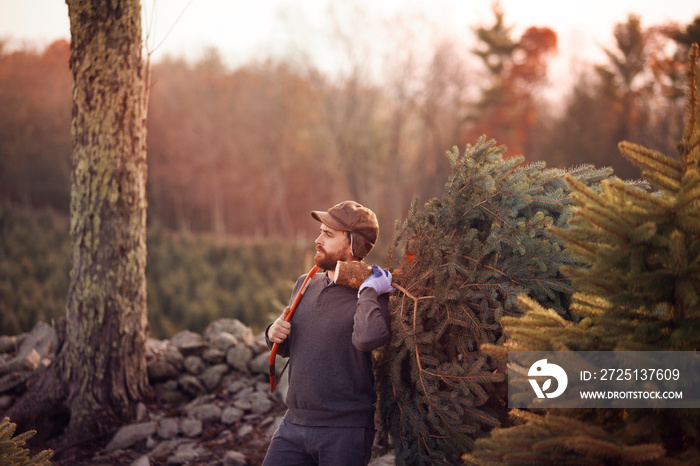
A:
314,247,348,271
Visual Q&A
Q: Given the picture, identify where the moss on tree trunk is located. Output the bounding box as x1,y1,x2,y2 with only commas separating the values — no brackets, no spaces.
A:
8,0,150,451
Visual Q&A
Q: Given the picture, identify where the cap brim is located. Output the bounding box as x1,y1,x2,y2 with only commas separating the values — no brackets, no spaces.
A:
311,210,349,231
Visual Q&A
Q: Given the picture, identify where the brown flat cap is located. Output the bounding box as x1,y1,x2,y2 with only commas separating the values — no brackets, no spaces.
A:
311,200,378,259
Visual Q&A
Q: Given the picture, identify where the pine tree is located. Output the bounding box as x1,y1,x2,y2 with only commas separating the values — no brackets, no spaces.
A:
467,44,700,465
374,138,612,465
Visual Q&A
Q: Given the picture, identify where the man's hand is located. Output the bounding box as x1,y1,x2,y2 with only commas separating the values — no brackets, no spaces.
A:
268,306,292,344
359,264,393,296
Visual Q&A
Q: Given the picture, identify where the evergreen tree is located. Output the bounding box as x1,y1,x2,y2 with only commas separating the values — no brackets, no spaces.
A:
467,44,700,466
670,16,700,51
374,138,611,465
468,3,557,159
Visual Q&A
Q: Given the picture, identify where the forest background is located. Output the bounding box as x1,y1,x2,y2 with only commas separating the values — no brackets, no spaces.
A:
2,3,699,339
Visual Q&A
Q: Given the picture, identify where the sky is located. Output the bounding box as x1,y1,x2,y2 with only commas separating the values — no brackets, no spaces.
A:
1,0,699,92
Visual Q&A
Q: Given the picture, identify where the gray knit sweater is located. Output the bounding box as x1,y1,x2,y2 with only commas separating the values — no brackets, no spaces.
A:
266,270,391,427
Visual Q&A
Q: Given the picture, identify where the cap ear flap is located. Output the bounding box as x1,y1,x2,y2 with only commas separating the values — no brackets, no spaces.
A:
351,233,372,259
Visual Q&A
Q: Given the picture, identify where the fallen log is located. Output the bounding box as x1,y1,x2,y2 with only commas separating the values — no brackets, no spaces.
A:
334,261,403,290
334,261,373,289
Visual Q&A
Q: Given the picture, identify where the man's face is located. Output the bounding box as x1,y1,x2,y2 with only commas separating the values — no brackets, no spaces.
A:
314,224,353,271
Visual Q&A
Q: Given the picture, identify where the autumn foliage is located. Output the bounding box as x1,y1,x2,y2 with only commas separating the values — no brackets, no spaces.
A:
1,10,696,245
468,6,558,157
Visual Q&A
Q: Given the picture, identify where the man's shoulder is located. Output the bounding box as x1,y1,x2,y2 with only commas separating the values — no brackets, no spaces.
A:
293,270,326,291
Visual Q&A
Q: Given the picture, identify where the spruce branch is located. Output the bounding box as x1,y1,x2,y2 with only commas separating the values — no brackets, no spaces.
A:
618,142,684,181
0,417,53,466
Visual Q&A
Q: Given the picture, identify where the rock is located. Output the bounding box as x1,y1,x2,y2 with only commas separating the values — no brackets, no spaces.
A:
132,455,150,466
249,391,273,415
154,381,190,405
170,330,205,355
163,379,179,390
200,363,229,391
105,421,157,452
164,344,185,370
205,319,253,342
255,381,270,393
167,442,201,464
226,345,253,372
233,399,252,411
202,347,225,364
237,424,254,437
189,403,222,423
149,439,179,459
266,416,283,435
135,402,149,422
179,374,206,397
183,355,204,375
226,378,247,394
221,406,244,425
146,338,168,358
243,413,262,422
157,418,180,439
209,332,239,352
148,359,179,381
250,351,273,375
17,321,57,360
180,419,203,438
223,450,248,466
146,435,159,449
234,386,254,400
369,454,397,466
259,415,275,429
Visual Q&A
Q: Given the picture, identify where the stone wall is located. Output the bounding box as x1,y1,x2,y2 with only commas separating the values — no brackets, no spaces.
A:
0,319,289,465
1,319,394,465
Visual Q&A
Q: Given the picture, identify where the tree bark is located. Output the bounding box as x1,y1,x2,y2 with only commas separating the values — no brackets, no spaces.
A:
334,261,373,289
8,0,150,451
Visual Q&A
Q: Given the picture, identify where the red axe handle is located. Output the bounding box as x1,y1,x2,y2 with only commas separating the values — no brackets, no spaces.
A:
269,265,320,392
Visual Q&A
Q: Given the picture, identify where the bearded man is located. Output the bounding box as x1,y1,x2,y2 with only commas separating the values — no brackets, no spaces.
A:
263,200,393,466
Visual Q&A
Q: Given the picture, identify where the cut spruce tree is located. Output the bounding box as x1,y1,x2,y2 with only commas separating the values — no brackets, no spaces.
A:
374,136,613,465
467,44,700,466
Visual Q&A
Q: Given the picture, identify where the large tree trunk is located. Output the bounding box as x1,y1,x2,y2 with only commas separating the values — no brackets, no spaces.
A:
8,0,150,451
